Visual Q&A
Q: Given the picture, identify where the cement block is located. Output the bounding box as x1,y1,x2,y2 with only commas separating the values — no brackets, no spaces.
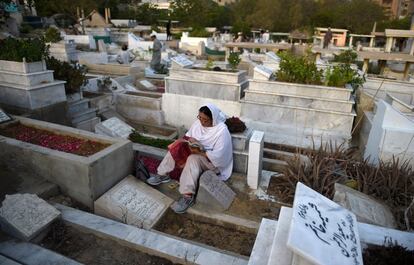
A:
169,68,247,84
333,183,397,228
0,194,60,241
0,116,134,209
0,60,46,73
231,128,253,151
197,170,236,211
94,175,173,229
116,91,162,111
116,104,165,125
0,70,54,86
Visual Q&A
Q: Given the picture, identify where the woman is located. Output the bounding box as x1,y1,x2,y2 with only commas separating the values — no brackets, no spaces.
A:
147,104,233,213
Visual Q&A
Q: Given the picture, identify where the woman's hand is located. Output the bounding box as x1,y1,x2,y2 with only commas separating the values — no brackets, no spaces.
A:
188,137,197,143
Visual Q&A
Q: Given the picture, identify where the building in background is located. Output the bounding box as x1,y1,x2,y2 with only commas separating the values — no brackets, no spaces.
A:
374,0,414,18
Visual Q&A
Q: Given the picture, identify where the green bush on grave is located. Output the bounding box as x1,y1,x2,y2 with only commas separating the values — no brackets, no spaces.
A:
276,52,323,85
0,37,49,62
44,27,62,43
129,130,173,149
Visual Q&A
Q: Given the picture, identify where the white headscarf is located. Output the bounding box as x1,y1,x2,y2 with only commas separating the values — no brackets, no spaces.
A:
186,103,233,180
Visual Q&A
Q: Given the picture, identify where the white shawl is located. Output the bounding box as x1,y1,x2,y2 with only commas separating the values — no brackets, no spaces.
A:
186,103,233,180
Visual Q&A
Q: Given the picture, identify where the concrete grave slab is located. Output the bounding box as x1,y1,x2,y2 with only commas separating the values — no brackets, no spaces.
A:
94,175,173,229
0,254,21,265
171,55,193,69
197,170,236,211
287,182,363,265
0,194,60,241
95,117,134,139
333,183,397,228
253,65,273,81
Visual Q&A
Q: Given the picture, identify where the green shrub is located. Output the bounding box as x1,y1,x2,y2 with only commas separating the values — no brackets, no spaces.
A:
276,52,323,85
228,52,241,71
205,58,214,70
325,64,364,90
333,50,357,64
19,24,33,34
189,27,210,37
44,27,62,43
0,37,49,62
129,130,173,149
46,57,87,94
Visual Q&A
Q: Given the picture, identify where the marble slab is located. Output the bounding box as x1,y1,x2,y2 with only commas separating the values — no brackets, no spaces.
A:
265,51,280,62
287,182,363,265
171,55,193,68
0,194,61,241
254,65,273,80
139,80,157,91
196,170,236,211
94,175,173,229
95,117,134,139
268,207,294,265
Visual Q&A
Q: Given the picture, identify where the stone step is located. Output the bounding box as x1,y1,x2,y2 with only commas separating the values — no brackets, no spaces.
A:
267,207,293,265
71,108,97,124
241,101,355,134
67,99,90,116
74,116,101,132
244,90,354,113
0,240,82,265
248,218,278,265
54,204,249,265
263,157,288,172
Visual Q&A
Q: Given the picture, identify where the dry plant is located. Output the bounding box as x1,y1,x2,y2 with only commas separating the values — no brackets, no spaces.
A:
270,141,414,230
270,142,354,204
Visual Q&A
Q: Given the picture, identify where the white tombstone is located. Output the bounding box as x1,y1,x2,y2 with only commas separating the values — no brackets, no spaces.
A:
265,51,281,62
94,175,173,229
287,182,363,265
94,117,134,139
247,131,264,189
268,207,294,265
253,65,274,81
0,194,61,241
97,39,107,52
171,54,194,69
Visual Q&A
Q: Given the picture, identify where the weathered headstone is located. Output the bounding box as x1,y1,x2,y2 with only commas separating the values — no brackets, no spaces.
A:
333,183,397,228
95,117,134,139
171,55,193,69
287,182,363,265
0,108,12,124
253,65,274,81
98,39,107,52
94,175,173,229
197,170,236,211
0,194,60,241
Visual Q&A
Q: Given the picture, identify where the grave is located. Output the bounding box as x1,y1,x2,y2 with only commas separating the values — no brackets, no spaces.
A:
253,65,274,81
0,194,60,241
287,182,363,265
196,170,236,212
94,175,173,229
171,54,194,69
48,42,78,62
333,183,397,228
95,117,134,139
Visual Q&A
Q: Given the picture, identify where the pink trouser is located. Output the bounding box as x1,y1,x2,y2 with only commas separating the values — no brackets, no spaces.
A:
157,151,218,194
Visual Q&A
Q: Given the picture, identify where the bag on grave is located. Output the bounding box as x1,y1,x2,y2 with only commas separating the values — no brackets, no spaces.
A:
134,156,151,181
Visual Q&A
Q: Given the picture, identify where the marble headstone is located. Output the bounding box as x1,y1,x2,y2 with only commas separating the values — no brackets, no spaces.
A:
139,80,157,91
171,55,193,69
253,65,274,81
94,175,173,229
0,108,12,124
95,117,134,139
0,194,61,241
333,183,397,228
196,170,236,212
265,51,281,62
287,182,363,265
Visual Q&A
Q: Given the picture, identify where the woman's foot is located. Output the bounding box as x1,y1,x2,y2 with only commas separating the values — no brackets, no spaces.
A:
171,194,195,214
147,174,171,185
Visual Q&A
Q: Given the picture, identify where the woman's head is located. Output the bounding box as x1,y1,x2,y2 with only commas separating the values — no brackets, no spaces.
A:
198,106,213,127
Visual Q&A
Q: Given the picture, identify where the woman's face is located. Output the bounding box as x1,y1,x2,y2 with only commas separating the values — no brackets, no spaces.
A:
197,112,213,127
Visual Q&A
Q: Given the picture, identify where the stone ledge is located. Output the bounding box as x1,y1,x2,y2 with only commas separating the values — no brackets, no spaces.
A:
55,204,249,265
